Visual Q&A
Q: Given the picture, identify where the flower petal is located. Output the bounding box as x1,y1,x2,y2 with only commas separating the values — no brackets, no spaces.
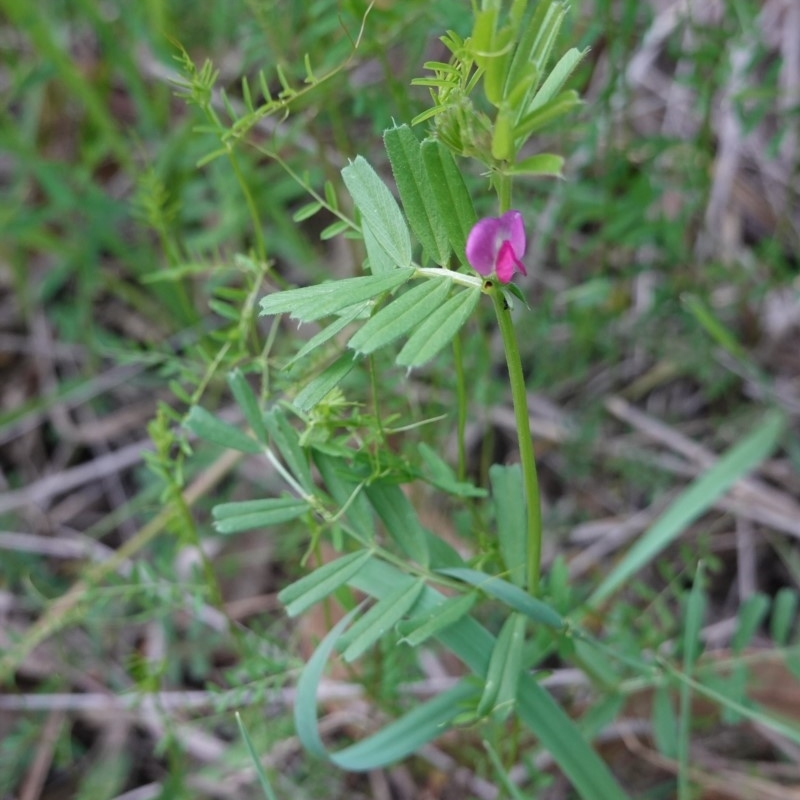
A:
495,240,527,283
499,210,526,258
466,211,528,282
466,216,502,276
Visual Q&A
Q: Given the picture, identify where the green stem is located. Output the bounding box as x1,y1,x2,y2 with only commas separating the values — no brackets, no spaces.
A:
368,354,386,452
198,96,267,264
496,173,513,214
452,332,468,481
228,150,268,262
490,284,542,594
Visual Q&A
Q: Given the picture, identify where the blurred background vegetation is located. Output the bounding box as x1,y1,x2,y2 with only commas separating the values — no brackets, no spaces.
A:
1,0,799,798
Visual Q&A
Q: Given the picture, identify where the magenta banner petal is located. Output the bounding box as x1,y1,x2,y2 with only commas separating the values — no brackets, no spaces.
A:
466,217,502,276
465,210,527,283
502,210,526,257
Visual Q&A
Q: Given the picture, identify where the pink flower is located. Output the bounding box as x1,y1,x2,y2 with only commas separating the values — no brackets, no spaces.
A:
465,210,528,284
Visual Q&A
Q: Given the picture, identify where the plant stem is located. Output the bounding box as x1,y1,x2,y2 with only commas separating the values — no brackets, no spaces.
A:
369,353,386,450
228,149,268,262
496,173,513,214
490,284,542,594
452,332,468,480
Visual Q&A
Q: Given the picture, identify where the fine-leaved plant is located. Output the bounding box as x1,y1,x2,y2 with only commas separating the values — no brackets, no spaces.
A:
166,1,798,797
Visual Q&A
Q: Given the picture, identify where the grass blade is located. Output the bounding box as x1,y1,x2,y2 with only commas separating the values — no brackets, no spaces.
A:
236,713,278,800
678,562,705,800
483,739,529,800
590,411,785,604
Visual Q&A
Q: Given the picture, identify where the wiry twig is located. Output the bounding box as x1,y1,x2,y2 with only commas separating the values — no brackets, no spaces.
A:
0,438,154,515
17,709,65,800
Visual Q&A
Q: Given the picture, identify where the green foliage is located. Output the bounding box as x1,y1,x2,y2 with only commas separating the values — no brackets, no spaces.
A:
491,464,527,587
384,126,451,266
212,497,310,534
476,612,527,720
339,579,426,662
237,713,279,800
279,551,374,617
591,412,786,604
365,481,430,565
421,138,478,264
397,285,481,367
397,592,478,646
341,155,413,270
348,279,452,355
413,0,585,182
260,270,414,322
5,0,800,798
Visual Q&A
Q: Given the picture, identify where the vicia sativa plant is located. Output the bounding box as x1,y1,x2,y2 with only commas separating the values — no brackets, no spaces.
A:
183,1,784,797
